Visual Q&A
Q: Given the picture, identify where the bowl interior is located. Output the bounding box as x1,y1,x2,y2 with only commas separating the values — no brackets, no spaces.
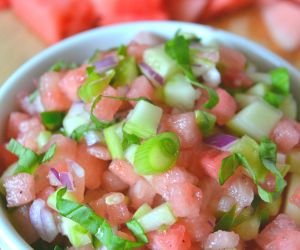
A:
0,21,300,250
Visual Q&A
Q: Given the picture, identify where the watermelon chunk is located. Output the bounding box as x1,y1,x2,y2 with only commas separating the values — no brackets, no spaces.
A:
148,223,191,250
101,170,129,192
6,112,30,139
3,173,36,207
204,230,240,249
0,0,9,9
211,88,238,125
265,230,300,250
39,72,72,111
10,0,97,44
0,144,18,173
91,0,168,25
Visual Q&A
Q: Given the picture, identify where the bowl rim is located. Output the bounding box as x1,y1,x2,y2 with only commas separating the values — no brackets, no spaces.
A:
0,20,300,250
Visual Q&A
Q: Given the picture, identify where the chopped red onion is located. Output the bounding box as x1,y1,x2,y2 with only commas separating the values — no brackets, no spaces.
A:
93,55,119,74
132,31,165,46
59,172,74,191
67,160,85,202
48,168,74,191
204,133,238,151
139,62,164,86
29,199,58,242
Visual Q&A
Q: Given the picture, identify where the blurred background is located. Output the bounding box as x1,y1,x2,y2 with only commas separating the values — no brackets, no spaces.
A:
0,0,300,84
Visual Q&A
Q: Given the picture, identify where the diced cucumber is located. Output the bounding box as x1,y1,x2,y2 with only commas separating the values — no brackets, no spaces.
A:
123,100,163,139
124,144,138,165
234,94,260,109
283,174,300,226
103,122,124,160
279,95,297,119
287,150,300,174
137,202,176,232
133,203,152,220
143,45,180,80
61,217,91,247
37,131,52,149
63,103,90,136
233,215,260,241
247,72,271,85
247,83,269,97
227,100,283,141
230,136,267,181
113,56,138,87
164,74,198,111
47,188,77,211
264,196,282,217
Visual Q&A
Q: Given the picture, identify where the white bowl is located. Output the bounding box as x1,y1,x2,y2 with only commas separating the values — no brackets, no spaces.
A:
0,21,300,250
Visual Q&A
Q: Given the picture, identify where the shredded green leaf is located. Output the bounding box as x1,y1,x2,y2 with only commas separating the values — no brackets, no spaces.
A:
164,32,219,109
40,111,66,131
218,152,280,203
49,60,78,72
6,139,56,174
88,49,101,64
264,67,290,107
194,110,216,136
56,188,147,250
117,45,127,56
53,245,64,250
215,206,236,231
79,67,115,103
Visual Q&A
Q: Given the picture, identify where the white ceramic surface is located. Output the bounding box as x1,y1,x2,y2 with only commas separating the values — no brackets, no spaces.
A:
0,21,300,250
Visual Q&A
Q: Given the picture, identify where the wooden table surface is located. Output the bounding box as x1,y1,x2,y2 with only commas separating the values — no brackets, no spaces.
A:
0,6,300,85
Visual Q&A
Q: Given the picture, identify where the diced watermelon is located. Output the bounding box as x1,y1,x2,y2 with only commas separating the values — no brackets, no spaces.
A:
67,160,85,202
34,164,50,194
128,178,156,210
91,0,168,26
161,113,202,149
10,205,39,244
165,0,208,22
37,186,55,201
182,213,215,243
127,43,150,63
261,1,300,51
147,223,191,250
58,66,86,102
101,170,129,192
76,143,107,190
0,0,9,9
290,186,300,209
204,230,240,249
87,86,122,121
43,134,77,165
108,160,141,186
265,230,300,250
198,148,231,180
89,196,107,218
219,46,252,88
10,0,97,44
3,173,36,207
39,72,72,111
271,118,300,153
256,214,298,248
127,76,155,106
131,32,165,46
0,144,18,173
87,145,112,161
17,117,45,151
210,88,237,125
6,112,30,139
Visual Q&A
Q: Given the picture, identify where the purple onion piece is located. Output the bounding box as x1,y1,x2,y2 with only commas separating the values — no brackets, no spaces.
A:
93,55,119,74
48,168,61,186
204,133,238,151
59,172,75,191
49,168,59,180
139,62,164,86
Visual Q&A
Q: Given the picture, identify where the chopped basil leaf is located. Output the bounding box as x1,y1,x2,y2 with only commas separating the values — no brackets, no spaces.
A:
40,111,66,131
264,67,290,107
88,49,101,64
164,32,219,109
194,110,216,136
113,56,138,86
259,137,286,195
270,67,289,95
49,60,78,72
56,188,147,250
79,66,115,103
122,130,141,150
117,45,127,56
215,206,236,231
53,245,64,250
6,139,56,174
219,152,278,203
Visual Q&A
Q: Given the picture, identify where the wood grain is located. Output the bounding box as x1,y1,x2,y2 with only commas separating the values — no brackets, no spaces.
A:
0,7,299,85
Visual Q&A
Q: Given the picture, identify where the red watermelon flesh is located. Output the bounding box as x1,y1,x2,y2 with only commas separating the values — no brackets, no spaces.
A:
10,0,97,44
0,0,9,9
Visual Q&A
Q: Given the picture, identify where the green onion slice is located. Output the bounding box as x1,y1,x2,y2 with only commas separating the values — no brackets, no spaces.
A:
194,110,216,136
40,111,66,131
133,132,180,175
